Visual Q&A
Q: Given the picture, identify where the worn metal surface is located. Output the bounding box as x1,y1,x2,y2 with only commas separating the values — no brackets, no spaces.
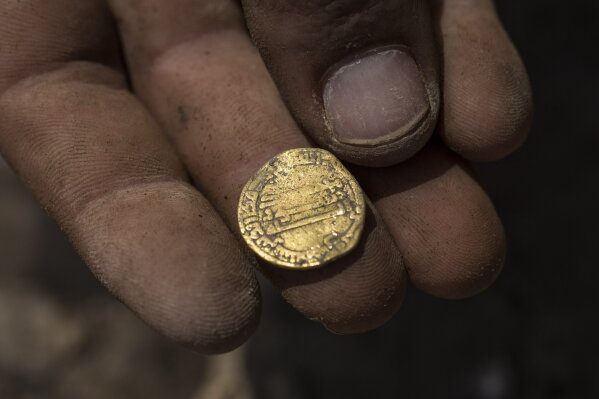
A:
238,148,365,269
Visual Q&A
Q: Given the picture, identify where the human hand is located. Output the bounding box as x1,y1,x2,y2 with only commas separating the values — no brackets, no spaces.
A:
0,0,532,353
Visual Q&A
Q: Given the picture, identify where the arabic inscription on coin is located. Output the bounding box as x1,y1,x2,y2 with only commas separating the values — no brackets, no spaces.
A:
237,148,365,269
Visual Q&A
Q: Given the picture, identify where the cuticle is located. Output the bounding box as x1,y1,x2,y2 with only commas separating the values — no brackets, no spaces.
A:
320,43,432,148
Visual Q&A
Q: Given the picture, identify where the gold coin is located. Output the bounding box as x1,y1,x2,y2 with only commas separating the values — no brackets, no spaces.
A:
238,148,365,269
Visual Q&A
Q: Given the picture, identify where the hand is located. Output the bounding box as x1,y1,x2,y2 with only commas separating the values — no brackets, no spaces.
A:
0,0,532,353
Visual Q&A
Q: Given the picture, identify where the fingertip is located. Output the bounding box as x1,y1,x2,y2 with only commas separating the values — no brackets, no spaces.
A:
320,277,407,335
156,285,262,355
71,181,262,354
403,163,507,299
441,61,533,162
283,274,406,335
435,0,534,161
409,215,506,300
362,143,507,301
265,204,407,334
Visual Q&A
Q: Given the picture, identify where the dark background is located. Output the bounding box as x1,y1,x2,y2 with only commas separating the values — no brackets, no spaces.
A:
1,0,597,398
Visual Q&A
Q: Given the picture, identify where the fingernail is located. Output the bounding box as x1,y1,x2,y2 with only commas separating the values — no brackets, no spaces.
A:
323,46,429,145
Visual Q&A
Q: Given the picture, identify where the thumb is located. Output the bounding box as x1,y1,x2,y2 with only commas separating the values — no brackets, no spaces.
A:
241,0,440,166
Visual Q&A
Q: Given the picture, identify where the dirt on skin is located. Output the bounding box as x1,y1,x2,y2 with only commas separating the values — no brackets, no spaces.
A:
0,0,598,398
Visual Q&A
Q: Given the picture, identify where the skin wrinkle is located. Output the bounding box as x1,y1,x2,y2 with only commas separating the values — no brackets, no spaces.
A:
358,142,506,298
111,0,407,333
0,74,262,349
0,67,184,221
0,0,261,353
242,0,440,166
0,1,121,92
432,0,533,160
109,0,244,73
271,204,406,333
143,31,308,217
0,0,530,349
69,181,261,353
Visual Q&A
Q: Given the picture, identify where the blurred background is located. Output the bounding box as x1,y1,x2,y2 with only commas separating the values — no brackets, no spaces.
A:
1,0,598,398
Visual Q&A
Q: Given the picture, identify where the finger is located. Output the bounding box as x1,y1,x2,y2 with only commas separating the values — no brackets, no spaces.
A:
0,0,260,353
432,0,533,161
241,0,441,167
355,141,505,299
109,0,407,333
